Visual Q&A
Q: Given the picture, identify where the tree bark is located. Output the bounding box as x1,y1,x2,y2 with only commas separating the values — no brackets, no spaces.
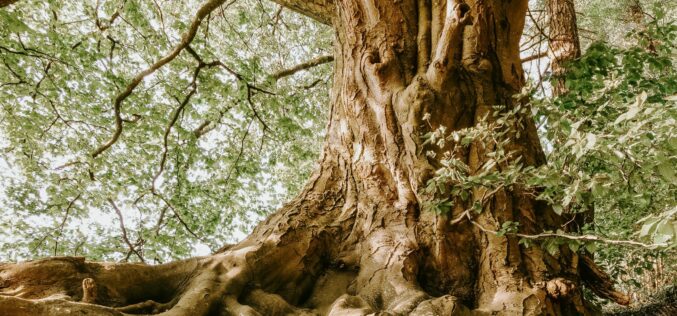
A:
0,0,628,315
546,0,581,96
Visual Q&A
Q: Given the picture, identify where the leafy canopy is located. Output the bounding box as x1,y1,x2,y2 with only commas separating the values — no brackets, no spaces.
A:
0,0,332,262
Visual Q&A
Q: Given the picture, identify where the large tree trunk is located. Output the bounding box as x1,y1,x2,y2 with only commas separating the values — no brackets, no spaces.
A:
0,0,628,315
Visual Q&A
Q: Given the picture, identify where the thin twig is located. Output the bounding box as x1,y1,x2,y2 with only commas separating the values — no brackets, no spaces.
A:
451,208,667,249
52,193,82,255
153,192,202,241
223,120,253,185
521,51,548,63
107,198,145,262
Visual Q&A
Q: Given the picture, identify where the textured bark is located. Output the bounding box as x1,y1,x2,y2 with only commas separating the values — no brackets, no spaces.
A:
546,0,581,95
1,1,628,315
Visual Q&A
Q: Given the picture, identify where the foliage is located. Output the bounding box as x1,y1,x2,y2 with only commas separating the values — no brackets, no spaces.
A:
0,0,332,263
424,16,676,302
0,1,674,304
539,17,677,300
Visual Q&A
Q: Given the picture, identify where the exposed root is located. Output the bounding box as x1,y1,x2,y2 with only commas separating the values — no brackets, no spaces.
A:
0,296,124,316
115,298,177,314
326,295,373,315
242,289,316,315
410,295,471,316
223,295,261,316
0,235,625,316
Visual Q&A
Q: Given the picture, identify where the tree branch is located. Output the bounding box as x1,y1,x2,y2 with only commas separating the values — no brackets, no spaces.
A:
521,51,548,63
53,193,82,256
580,255,631,305
426,0,472,89
272,55,333,80
267,0,335,25
107,198,145,263
91,0,226,158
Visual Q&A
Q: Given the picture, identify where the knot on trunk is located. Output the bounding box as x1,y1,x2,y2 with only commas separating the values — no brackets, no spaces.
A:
452,2,473,26
543,277,576,299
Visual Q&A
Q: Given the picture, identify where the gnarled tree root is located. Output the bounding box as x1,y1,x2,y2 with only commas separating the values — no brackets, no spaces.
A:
0,241,630,316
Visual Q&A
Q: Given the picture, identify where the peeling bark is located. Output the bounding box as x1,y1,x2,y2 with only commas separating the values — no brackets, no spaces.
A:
0,1,628,315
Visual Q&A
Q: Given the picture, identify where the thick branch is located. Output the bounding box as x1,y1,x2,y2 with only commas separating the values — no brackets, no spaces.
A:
268,0,335,25
272,55,333,80
91,0,226,158
425,0,472,89
107,199,145,263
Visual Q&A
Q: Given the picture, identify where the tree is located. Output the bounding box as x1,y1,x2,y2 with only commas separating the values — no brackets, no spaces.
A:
0,0,638,315
533,14,677,307
546,0,581,96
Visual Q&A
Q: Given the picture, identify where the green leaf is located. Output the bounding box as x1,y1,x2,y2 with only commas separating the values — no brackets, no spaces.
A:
639,218,659,238
568,241,581,253
584,243,598,253
0,11,34,33
653,221,675,245
552,204,564,215
656,161,676,182
544,240,560,256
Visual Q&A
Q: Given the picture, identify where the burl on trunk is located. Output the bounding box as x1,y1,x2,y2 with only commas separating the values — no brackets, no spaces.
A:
0,0,628,315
